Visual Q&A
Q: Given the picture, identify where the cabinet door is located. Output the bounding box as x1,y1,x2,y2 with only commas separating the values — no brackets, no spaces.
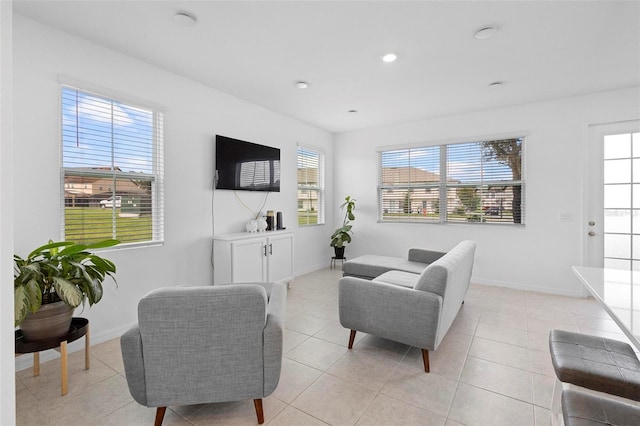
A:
267,234,293,283
231,239,266,283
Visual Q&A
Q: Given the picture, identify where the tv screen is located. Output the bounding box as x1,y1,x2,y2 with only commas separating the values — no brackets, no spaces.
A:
215,135,281,192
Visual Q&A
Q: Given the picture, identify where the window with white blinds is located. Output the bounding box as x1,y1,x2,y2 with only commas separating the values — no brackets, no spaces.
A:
378,137,524,224
61,86,164,245
297,147,325,225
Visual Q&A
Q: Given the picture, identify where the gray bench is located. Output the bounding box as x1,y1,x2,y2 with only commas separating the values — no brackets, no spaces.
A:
562,389,640,425
342,248,446,280
549,330,640,401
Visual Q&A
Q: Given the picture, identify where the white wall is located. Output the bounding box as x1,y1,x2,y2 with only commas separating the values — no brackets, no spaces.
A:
12,15,333,368
334,87,640,296
1,2,16,423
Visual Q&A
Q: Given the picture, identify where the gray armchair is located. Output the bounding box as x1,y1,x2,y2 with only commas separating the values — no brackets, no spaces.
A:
120,282,286,425
339,240,475,373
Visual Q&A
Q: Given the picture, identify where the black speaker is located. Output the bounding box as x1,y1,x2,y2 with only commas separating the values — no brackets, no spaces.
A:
276,211,283,230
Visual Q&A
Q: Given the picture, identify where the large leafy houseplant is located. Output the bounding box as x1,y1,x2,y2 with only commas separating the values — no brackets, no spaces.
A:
330,196,356,250
14,239,119,327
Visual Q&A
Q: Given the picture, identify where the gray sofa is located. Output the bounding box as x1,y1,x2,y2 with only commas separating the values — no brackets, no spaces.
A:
121,282,286,425
342,248,446,280
338,240,476,372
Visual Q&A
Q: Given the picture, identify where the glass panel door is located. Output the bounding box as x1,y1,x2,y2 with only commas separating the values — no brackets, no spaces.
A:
587,121,640,270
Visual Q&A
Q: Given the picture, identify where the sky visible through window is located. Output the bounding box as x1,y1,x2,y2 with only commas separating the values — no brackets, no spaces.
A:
62,88,153,173
381,142,514,183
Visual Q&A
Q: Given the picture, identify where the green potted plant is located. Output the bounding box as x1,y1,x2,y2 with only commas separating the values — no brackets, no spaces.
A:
330,195,356,259
14,239,119,340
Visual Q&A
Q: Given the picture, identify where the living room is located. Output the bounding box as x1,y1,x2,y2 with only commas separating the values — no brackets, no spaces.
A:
2,1,640,425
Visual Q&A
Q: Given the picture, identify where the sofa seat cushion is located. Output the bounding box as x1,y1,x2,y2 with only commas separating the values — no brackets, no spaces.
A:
343,255,427,280
373,271,420,289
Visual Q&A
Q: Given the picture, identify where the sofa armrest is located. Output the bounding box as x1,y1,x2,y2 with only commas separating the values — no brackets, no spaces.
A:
263,282,287,395
338,276,442,350
120,325,148,406
408,248,446,264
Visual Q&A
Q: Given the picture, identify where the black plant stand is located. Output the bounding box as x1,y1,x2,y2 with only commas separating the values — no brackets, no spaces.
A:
331,256,346,269
15,317,90,396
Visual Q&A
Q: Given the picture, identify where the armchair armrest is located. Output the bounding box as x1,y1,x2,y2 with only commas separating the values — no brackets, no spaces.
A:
120,325,148,406
263,282,287,395
408,248,446,264
338,276,442,350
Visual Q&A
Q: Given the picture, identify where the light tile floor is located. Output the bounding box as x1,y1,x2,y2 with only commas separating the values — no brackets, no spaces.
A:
15,267,634,425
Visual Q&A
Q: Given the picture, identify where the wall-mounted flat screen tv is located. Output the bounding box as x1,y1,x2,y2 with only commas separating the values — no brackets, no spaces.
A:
215,135,281,192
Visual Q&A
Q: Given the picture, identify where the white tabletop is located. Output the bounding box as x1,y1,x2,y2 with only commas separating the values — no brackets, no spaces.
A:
572,266,640,350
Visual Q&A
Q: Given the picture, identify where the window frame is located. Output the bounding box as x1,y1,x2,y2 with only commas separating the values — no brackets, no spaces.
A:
377,137,525,225
60,84,164,247
297,146,325,226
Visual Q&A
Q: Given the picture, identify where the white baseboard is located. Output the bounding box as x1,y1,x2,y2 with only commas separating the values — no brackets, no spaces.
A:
294,263,333,277
472,278,586,298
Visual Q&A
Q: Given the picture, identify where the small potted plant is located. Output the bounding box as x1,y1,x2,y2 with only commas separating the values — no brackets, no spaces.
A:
14,239,119,340
330,196,356,259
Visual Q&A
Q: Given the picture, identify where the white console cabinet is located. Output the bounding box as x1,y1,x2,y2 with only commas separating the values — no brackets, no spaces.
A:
213,231,294,285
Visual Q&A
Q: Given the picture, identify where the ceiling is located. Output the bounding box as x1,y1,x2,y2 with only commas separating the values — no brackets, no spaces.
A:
14,1,640,133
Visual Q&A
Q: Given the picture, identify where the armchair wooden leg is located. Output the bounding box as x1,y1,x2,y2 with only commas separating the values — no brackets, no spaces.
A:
154,407,167,426
254,398,264,424
348,330,356,349
421,349,430,373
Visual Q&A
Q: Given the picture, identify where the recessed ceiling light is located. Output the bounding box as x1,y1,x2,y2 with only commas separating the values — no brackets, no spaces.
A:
174,11,197,26
489,81,504,87
381,53,397,63
296,81,309,89
474,27,497,40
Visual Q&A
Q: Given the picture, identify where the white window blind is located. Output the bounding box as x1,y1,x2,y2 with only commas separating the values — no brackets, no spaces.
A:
378,146,441,222
378,138,524,224
61,86,164,245
297,147,325,225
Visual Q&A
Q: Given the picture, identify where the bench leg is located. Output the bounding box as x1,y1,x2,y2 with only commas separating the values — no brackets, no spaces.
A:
550,377,564,426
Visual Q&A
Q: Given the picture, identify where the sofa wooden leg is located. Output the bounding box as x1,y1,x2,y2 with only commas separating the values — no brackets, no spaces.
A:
154,407,167,426
421,349,430,373
348,330,356,349
254,398,264,424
